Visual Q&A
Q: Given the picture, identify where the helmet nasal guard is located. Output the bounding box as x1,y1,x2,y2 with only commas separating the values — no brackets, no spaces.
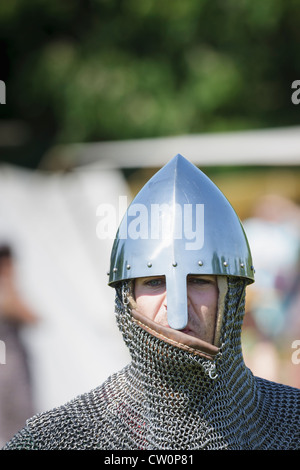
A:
108,154,254,330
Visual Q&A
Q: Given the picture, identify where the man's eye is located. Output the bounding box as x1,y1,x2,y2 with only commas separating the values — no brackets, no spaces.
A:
188,277,210,285
145,278,165,287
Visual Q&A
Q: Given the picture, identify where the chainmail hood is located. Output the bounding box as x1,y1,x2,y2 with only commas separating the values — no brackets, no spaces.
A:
112,277,299,449
2,277,300,450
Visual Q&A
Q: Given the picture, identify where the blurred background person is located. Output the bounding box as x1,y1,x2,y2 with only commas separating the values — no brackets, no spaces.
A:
0,244,37,446
243,195,300,386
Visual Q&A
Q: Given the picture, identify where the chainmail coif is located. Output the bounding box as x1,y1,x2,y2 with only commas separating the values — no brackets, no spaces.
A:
2,277,300,450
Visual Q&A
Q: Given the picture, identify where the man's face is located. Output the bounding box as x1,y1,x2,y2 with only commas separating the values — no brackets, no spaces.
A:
134,275,218,344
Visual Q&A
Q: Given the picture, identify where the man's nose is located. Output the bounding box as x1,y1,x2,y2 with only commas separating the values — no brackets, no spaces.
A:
163,292,168,310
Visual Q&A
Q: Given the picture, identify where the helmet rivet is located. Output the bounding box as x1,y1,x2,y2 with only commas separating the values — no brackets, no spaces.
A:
147,262,152,268
223,261,228,267
240,263,245,268
106,271,110,276
126,264,131,270
251,265,254,271
113,267,117,273
198,260,203,266
172,262,177,267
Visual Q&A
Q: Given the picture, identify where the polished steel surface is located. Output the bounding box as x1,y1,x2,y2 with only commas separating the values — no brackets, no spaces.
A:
109,154,254,330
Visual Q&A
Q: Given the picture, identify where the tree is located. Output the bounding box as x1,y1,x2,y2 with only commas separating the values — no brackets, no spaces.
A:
1,0,300,167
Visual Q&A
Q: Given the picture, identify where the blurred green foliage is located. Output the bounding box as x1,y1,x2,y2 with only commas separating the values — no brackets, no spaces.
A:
0,0,300,166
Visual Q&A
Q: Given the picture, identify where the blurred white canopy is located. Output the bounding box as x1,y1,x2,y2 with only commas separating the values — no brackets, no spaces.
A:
42,126,300,170
0,164,131,413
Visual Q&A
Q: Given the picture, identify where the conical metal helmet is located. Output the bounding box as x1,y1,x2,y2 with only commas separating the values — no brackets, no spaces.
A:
108,154,254,330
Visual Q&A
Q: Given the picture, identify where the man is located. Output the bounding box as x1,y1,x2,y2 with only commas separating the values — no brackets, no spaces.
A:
2,154,299,450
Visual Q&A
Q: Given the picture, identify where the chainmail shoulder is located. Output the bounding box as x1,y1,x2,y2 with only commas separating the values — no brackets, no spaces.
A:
2,368,299,450
2,370,136,450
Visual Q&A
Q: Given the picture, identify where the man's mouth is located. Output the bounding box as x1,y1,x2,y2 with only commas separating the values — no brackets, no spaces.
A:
179,327,193,335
